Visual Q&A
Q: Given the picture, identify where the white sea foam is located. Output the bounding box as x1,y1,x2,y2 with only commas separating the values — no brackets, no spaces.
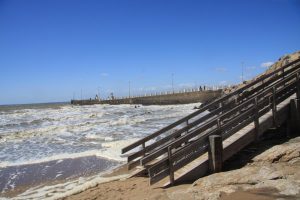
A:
0,102,201,198
0,138,138,168
15,173,129,200
0,151,100,168
84,133,114,141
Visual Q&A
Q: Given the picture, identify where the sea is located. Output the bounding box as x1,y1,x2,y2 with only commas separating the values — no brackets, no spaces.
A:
0,102,200,199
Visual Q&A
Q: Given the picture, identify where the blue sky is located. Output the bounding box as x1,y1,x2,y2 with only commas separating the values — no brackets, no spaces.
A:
0,0,299,105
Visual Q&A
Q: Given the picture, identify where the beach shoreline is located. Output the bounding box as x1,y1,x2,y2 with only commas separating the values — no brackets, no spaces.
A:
0,102,200,199
63,135,300,200
0,156,124,199
61,165,283,200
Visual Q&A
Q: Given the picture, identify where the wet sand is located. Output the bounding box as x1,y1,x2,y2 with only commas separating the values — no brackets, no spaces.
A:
0,156,120,198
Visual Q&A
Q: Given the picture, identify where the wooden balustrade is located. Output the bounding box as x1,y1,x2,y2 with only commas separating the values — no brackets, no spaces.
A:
121,58,300,185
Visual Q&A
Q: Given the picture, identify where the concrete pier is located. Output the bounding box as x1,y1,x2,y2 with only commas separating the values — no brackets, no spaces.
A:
71,90,223,106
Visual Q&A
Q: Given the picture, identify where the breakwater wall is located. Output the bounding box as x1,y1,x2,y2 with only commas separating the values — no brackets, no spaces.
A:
71,89,223,106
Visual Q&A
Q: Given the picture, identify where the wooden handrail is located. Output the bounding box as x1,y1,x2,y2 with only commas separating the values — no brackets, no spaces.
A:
127,64,300,168
149,88,294,184
122,58,300,154
139,66,300,166
149,75,299,184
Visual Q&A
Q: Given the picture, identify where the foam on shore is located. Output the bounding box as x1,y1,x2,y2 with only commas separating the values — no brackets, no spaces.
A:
15,173,129,200
0,102,200,199
0,138,139,168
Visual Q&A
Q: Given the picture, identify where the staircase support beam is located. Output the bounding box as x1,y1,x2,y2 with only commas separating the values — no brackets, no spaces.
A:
289,98,300,136
208,135,223,173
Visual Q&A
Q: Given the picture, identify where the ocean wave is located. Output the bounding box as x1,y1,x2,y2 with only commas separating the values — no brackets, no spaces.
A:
0,138,138,168
108,116,147,126
0,126,67,142
0,103,201,199
0,118,56,129
0,119,106,142
0,103,197,171
84,133,114,141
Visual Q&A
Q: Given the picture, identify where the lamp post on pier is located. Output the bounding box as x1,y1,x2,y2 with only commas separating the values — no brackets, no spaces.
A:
172,73,174,94
241,61,244,82
129,81,131,98
96,87,101,101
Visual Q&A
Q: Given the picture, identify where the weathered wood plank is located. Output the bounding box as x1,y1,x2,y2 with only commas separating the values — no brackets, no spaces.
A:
141,119,216,165
144,77,298,167
208,135,223,173
150,64,295,184
130,101,237,164
138,62,300,186
125,61,300,157
127,105,223,162
149,90,298,184
123,59,300,154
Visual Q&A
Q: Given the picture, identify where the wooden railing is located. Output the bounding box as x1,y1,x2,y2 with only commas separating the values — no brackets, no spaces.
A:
148,69,300,184
122,58,300,170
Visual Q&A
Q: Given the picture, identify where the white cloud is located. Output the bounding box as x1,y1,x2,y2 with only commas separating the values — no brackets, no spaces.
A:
261,62,274,68
100,73,109,77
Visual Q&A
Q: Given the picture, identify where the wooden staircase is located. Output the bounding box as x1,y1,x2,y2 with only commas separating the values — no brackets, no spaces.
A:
122,58,300,186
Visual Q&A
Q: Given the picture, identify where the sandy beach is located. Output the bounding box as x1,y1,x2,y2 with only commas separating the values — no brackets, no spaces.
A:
62,167,284,200
0,103,200,199
63,175,189,200
63,132,300,200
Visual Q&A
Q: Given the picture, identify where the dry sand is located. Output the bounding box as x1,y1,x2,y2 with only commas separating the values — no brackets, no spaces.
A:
63,131,300,200
62,170,281,200
62,176,191,200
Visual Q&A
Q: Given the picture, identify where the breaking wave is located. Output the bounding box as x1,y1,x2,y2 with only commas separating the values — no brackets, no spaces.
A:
0,102,200,198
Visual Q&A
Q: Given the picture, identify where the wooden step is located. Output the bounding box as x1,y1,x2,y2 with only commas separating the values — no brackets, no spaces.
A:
163,94,295,187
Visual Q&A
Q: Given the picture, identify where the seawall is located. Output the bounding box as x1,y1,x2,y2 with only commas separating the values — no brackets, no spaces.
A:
71,90,223,106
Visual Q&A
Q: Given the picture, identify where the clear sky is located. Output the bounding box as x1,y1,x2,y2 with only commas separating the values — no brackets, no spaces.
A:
0,0,299,105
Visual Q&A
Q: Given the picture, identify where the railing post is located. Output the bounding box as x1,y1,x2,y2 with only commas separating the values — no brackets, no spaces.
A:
168,146,174,185
235,97,238,106
219,102,223,114
296,73,300,99
282,68,285,87
272,86,277,127
142,142,146,157
217,118,222,135
289,98,300,136
185,120,189,135
183,120,189,146
254,97,260,141
289,72,300,136
208,135,223,173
